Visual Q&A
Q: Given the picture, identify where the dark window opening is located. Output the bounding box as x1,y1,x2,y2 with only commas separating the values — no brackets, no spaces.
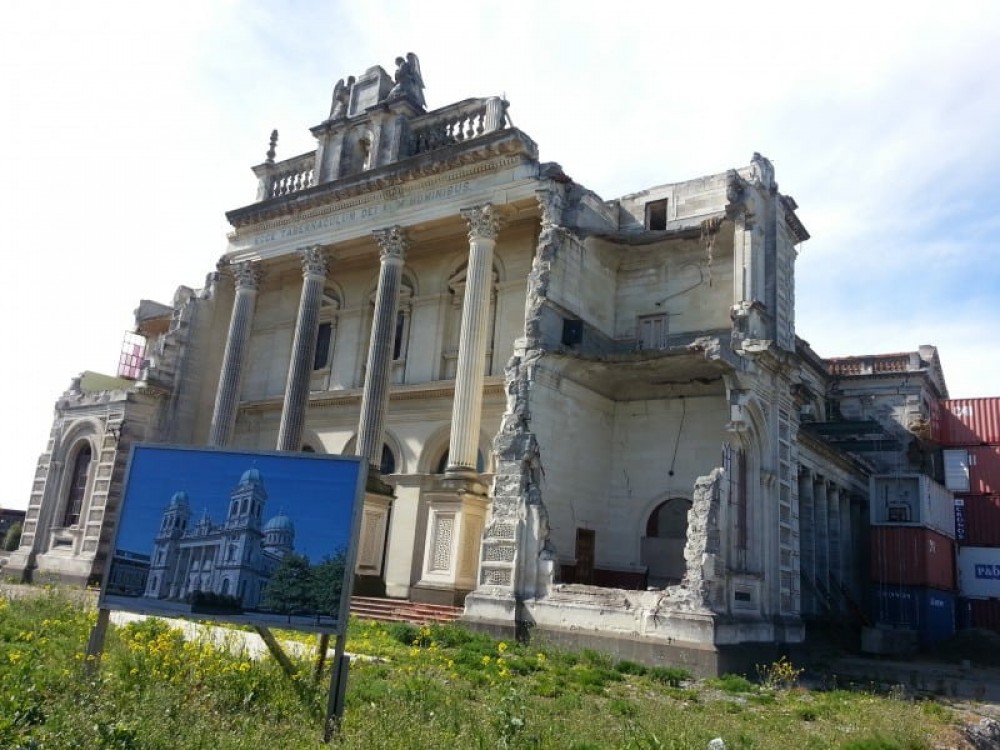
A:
313,322,332,370
645,198,668,230
562,318,583,346
62,445,91,526
736,448,748,550
575,528,595,585
392,310,406,360
380,444,396,475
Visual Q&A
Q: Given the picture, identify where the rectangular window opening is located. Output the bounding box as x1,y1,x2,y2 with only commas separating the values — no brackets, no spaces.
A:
645,198,668,230
638,313,668,350
313,322,333,371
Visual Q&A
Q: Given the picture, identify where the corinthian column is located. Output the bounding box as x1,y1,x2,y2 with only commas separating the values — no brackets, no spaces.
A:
208,262,261,447
276,246,329,452
355,226,408,468
446,204,502,479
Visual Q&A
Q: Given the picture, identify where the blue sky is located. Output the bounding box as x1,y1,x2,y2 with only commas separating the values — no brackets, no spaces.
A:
113,445,363,562
2,1,999,510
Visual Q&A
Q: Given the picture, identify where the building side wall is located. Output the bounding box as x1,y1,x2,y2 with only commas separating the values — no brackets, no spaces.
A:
606,395,730,570
529,369,615,567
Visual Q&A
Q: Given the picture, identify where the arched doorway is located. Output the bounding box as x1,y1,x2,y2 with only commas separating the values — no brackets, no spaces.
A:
641,497,691,587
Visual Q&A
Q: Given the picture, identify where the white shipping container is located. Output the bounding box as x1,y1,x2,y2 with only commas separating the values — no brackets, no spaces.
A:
958,546,1000,599
870,474,956,538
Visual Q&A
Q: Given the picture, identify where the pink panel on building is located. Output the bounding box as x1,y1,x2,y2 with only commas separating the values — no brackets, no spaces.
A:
935,398,1000,446
969,446,1000,495
870,526,956,592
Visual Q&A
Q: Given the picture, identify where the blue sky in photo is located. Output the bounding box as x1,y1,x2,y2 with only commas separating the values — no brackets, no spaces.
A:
113,445,363,562
3,1,999,509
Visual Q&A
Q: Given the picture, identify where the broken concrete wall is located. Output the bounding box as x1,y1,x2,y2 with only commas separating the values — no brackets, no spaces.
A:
610,233,735,343
617,171,731,230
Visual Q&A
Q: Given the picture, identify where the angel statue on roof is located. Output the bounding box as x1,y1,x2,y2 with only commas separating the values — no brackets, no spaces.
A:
329,76,356,120
388,52,425,109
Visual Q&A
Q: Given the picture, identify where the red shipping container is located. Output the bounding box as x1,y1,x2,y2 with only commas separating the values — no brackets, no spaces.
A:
955,495,1000,547
969,446,1000,495
964,598,1000,634
935,398,1000,446
870,526,955,591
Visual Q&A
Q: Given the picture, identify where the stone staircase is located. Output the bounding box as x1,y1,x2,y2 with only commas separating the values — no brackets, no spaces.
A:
349,596,463,625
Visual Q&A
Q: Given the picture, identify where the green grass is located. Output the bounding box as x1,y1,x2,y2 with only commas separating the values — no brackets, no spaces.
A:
0,586,969,749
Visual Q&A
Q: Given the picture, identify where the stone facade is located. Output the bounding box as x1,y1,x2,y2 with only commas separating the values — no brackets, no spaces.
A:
10,56,954,668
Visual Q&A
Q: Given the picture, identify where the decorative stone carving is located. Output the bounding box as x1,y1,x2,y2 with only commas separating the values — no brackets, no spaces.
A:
372,225,409,262
749,151,775,190
387,53,425,109
461,204,503,243
231,261,262,291
329,76,356,120
299,245,329,278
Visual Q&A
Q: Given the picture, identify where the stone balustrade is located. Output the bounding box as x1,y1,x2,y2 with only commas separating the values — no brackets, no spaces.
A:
251,97,506,203
258,152,316,200
407,97,507,157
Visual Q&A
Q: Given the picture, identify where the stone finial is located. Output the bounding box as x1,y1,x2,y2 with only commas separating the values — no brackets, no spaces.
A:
462,204,503,243
372,226,409,262
265,130,278,164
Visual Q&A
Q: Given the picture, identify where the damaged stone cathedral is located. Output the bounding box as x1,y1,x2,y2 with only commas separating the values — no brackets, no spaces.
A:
9,55,951,673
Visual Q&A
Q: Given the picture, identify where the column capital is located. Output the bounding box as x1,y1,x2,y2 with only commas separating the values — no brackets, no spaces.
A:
230,261,262,291
299,245,329,278
461,203,503,243
372,225,409,263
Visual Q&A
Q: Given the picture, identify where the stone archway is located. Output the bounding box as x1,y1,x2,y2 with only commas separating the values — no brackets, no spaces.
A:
641,497,692,588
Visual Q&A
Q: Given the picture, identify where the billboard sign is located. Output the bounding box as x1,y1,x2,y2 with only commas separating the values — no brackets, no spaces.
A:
99,444,366,634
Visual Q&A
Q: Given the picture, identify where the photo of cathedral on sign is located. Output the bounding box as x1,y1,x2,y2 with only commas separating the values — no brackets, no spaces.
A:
99,444,366,634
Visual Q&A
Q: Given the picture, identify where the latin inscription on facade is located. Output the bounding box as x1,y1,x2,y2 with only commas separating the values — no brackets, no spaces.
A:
251,181,473,246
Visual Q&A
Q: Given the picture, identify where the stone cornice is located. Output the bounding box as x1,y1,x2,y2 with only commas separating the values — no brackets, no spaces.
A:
226,129,538,231
239,377,505,413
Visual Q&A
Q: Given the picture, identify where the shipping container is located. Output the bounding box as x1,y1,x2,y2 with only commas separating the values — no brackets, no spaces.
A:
870,585,956,647
954,495,1000,546
870,526,956,591
958,546,1000,599
958,597,1000,634
935,397,1000,446
870,474,955,537
942,446,1000,495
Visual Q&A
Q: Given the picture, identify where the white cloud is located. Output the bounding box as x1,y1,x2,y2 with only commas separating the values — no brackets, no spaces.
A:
1,0,998,509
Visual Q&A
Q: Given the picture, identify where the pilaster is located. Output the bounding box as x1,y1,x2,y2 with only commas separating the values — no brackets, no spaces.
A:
356,226,408,468
208,262,261,448
276,246,329,451
446,204,502,480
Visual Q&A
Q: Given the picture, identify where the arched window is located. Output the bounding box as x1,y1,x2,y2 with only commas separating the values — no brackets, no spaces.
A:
342,437,399,475
435,449,485,475
380,444,396,475
62,444,91,527
642,497,692,588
